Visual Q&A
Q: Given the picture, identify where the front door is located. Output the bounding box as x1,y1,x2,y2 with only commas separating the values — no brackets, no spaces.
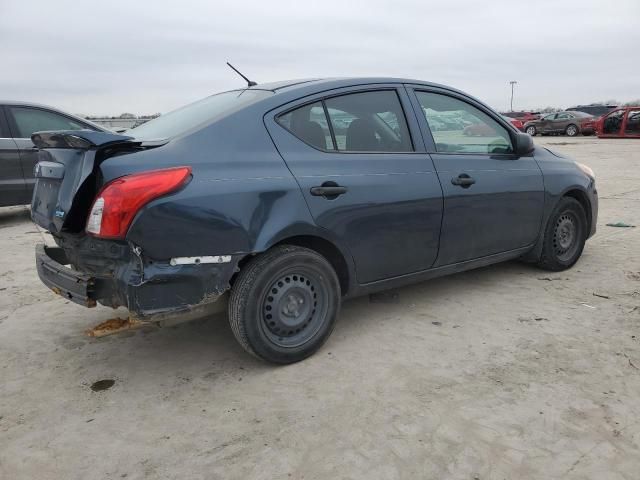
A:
623,109,640,138
537,113,556,134
600,109,626,137
266,87,443,284
0,107,27,206
410,88,545,266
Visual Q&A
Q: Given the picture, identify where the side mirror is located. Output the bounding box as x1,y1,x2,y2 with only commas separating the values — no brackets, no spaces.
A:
515,132,534,155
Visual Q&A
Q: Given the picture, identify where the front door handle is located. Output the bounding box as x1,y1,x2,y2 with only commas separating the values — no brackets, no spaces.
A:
310,181,347,199
451,174,475,188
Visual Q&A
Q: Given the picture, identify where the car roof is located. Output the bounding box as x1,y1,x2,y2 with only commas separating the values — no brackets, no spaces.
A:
246,77,462,94
0,100,107,131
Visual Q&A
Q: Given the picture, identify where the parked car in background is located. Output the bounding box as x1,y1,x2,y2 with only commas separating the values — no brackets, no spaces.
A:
524,111,594,137
596,106,640,138
0,102,105,207
30,78,597,363
567,104,618,117
503,111,541,124
501,114,524,131
464,115,523,135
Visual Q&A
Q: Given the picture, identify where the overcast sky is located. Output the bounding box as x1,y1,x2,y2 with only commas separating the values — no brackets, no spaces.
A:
1,0,638,116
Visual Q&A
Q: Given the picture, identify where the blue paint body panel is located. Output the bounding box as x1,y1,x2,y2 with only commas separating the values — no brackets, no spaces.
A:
30,77,598,315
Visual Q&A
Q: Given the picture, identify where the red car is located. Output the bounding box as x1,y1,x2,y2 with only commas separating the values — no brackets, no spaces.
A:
579,117,596,135
503,111,541,124
596,107,640,138
501,115,524,131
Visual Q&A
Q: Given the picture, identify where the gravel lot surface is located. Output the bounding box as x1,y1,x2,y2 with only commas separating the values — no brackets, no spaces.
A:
1,136,639,479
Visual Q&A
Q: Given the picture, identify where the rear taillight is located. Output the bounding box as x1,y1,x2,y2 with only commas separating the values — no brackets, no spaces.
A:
86,166,191,239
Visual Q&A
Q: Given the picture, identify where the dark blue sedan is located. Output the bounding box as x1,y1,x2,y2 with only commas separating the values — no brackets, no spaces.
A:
30,78,597,363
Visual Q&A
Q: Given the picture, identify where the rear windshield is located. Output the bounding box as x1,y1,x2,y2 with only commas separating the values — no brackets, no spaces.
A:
127,89,272,140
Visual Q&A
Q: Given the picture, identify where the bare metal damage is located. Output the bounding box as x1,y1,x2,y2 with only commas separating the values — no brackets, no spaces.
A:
36,236,240,321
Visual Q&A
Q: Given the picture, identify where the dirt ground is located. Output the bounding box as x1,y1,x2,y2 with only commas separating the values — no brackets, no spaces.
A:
1,136,639,480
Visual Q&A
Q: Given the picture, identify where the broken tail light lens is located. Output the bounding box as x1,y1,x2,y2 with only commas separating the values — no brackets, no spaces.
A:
86,166,192,239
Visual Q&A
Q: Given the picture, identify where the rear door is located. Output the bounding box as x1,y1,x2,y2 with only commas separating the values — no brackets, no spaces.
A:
5,106,97,201
266,86,443,284
408,87,544,266
0,106,28,206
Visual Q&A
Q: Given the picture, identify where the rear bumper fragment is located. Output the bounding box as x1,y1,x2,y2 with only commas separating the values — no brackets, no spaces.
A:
35,241,237,319
36,244,96,307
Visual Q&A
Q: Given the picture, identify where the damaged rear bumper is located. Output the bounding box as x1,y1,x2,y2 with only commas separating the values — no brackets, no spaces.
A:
36,244,97,307
35,242,237,319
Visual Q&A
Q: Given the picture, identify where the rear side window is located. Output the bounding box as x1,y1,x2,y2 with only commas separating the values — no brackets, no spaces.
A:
277,90,413,153
9,107,88,138
415,92,512,154
277,102,334,150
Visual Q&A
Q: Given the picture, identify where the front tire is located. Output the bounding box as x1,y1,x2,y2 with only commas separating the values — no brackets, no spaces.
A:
526,125,537,136
537,197,587,271
228,245,341,364
565,124,578,137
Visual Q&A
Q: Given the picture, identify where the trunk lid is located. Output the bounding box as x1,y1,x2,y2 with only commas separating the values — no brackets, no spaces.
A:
30,130,138,234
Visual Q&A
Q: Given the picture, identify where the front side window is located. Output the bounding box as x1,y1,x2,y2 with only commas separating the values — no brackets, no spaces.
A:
277,101,334,150
603,110,625,134
324,91,412,152
542,113,556,121
9,107,88,138
556,113,572,120
624,110,640,135
415,92,512,154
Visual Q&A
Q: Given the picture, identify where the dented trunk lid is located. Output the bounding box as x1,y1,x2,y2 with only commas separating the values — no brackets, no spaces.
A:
30,130,139,233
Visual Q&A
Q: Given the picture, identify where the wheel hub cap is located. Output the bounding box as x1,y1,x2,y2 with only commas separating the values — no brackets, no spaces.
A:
263,274,318,338
554,214,575,252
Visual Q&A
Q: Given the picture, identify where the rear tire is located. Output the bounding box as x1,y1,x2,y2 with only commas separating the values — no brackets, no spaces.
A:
526,125,537,136
565,124,579,137
537,197,587,271
228,245,341,364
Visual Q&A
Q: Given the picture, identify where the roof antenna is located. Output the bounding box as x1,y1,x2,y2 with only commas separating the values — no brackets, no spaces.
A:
226,62,257,87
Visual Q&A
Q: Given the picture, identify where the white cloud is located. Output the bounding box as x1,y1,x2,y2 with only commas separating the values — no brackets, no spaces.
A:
1,0,638,115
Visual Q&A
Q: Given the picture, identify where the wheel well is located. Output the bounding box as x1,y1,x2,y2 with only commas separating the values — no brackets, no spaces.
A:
564,189,591,232
231,236,351,296
274,236,351,295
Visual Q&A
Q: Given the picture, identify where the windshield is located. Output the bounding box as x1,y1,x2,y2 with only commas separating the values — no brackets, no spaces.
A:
127,89,272,140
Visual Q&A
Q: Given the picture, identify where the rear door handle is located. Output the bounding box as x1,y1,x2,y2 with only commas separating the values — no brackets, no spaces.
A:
310,182,347,199
451,174,475,188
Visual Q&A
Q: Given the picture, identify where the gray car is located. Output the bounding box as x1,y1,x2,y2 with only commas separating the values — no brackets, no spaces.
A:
524,111,594,137
30,78,598,363
0,102,105,206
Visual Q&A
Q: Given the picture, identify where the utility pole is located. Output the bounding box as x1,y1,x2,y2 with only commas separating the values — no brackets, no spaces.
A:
509,80,518,112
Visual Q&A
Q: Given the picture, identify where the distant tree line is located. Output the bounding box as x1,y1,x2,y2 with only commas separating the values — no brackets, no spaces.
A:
82,112,162,120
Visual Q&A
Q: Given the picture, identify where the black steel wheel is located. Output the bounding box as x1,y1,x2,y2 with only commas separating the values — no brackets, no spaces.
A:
228,245,340,363
537,197,587,271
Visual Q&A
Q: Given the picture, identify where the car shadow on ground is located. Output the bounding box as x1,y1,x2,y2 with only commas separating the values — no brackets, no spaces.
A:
0,206,31,227
78,259,539,381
